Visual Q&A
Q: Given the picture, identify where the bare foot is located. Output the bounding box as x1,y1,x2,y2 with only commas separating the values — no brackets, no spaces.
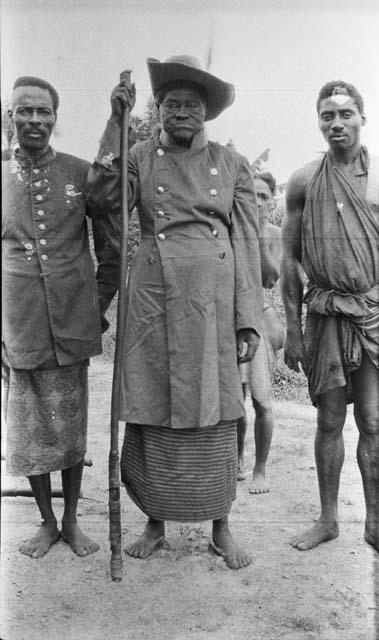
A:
125,519,165,559
237,458,246,481
61,522,99,556
211,521,252,569
249,470,270,494
19,521,60,558
290,520,339,551
364,522,379,552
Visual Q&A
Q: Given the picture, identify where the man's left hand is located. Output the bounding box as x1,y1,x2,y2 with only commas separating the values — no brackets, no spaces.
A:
237,328,260,363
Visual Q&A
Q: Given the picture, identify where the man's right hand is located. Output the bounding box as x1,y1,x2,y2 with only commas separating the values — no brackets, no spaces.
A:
110,81,136,121
284,334,308,376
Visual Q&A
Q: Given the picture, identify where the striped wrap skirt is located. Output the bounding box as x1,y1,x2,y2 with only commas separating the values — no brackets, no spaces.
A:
121,421,237,522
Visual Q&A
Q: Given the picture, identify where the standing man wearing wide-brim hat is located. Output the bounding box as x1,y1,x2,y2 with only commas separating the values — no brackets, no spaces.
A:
88,55,263,569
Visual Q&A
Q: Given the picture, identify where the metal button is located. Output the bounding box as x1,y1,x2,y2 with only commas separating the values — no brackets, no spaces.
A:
157,233,165,240
219,252,225,259
38,223,46,230
33,168,40,174
40,239,47,246
212,229,218,237
157,148,164,156
210,168,218,175
25,243,33,250
157,186,165,194
36,194,43,201
37,210,44,216
210,189,217,196
41,254,48,261
157,210,165,217
34,180,42,187
209,210,215,216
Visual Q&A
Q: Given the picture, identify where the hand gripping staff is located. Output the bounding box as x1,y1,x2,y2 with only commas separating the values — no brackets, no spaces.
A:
109,70,132,581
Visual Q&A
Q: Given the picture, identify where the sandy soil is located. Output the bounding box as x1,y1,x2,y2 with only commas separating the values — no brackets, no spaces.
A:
1,356,377,640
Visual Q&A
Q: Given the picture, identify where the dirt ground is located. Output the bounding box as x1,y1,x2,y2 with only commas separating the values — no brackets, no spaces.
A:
1,356,377,640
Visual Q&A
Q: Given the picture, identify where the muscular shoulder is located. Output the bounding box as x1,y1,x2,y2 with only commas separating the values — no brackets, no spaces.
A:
286,157,323,212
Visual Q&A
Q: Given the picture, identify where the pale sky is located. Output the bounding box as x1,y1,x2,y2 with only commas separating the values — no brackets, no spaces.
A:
2,0,379,182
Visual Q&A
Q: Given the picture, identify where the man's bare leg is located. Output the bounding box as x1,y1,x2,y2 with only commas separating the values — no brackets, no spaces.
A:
211,515,252,569
237,383,248,480
125,518,165,558
352,353,379,551
291,387,346,550
19,473,60,558
249,401,273,494
61,460,99,556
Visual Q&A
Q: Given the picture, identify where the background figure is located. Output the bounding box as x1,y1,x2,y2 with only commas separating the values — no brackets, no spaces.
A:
281,80,379,551
87,55,263,569
238,172,283,492
2,76,120,558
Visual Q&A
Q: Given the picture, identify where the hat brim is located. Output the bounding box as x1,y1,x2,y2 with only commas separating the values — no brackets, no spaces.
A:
147,58,235,121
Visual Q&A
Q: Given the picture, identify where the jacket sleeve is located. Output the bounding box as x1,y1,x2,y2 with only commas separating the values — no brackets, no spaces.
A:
230,154,263,335
85,118,140,216
84,119,140,331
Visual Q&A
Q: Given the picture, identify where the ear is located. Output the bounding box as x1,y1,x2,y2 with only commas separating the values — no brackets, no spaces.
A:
361,113,367,127
7,108,13,120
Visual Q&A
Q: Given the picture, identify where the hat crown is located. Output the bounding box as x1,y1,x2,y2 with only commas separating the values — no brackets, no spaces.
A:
163,55,203,70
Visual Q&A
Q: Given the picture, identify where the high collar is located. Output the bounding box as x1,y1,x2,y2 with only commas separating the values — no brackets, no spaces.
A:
157,127,208,152
13,145,56,169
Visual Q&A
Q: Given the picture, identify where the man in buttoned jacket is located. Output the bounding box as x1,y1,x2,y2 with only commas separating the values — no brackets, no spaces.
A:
2,76,120,558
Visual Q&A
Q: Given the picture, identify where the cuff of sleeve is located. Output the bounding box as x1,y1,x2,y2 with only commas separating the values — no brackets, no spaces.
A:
96,119,121,168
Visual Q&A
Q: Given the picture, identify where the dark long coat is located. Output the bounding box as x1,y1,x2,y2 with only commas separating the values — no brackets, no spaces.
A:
88,125,262,428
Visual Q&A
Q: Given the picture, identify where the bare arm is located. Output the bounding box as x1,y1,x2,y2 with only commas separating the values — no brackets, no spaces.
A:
280,169,307,373
259,223,281,289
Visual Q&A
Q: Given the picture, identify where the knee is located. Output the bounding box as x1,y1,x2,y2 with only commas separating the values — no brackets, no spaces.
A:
354,406,379,437
317,404,346,435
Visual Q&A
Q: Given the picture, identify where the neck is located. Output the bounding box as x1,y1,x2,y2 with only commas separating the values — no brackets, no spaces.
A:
18,143,50,162
328,142,361,166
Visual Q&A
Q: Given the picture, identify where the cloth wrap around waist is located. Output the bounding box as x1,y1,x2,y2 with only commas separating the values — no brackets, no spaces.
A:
301,148,379,403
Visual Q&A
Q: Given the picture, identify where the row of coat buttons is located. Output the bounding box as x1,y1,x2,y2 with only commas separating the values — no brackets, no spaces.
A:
155,147,219,176
157,229,218,241
157,185,218,196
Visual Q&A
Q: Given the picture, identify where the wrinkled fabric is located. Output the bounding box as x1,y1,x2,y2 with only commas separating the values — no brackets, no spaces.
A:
3,361,88,476
302,148,379,402
88,123,262,428
2,147,120,368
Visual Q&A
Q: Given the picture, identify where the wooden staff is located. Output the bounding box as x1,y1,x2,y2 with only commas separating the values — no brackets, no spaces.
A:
109,69,132,582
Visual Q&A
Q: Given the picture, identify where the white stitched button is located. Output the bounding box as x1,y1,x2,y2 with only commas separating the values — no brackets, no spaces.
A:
41,254,48,260
157,186,165,194
36,194,43,201
25,243,33,250
38,223,46,230
209,210,215,215
33,168,40,174
40,239,47,246
157,148,164,156
210,188,217,196
157,233,165,240
212,229,218,237
37,210,44,216
210,168,218,175
34,180,42,187
157,210,165,217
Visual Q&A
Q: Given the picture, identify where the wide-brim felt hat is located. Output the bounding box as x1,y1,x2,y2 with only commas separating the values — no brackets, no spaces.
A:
147,55,235,121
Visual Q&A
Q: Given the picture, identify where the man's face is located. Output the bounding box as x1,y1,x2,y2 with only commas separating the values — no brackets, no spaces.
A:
10,85,56,154
254,177,274,224
159,87,206,145
318,96,366,152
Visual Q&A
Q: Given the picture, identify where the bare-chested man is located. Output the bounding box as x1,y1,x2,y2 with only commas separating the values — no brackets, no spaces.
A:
238,172,283,493
281,80,378,551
